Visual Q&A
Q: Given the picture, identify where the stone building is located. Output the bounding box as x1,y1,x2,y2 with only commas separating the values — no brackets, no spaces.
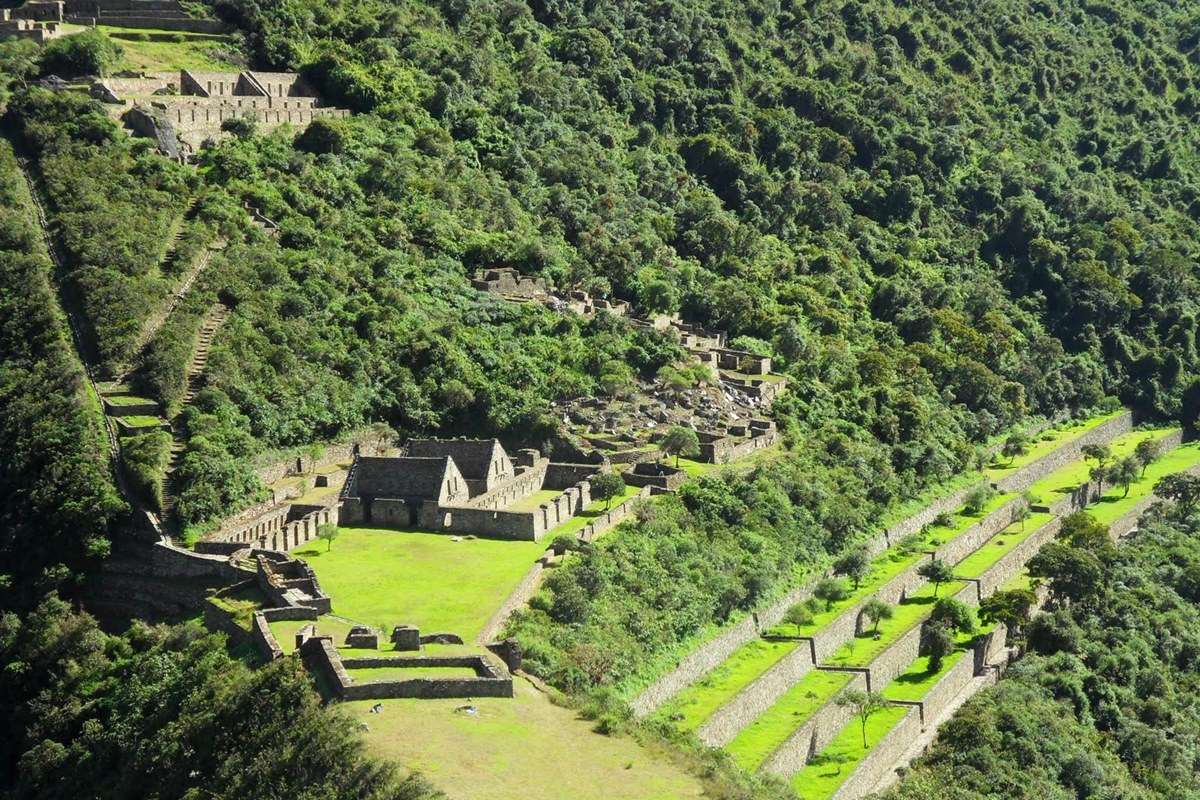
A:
341,439,596,540
93,69,350,155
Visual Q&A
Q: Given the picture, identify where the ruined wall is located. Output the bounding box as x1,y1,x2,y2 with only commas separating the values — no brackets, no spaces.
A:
543,462,601,489
251,610,284,660
466,459,549,510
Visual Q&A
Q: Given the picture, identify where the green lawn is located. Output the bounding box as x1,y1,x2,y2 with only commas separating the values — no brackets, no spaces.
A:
882,627,983,702
117,415,164,427
823,580,967,669
790,704,912,800
505,489,563,513
104,393,158,407
1089,441,1200,525
62,24,241,73
346,665,480,682
294,485,338,505
984,409,1124,483
293,527,546,640
352,678,705,800
725,669,854,771
1024,427,1177,506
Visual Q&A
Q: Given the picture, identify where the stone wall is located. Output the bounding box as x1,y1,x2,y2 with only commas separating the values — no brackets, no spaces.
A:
915,641,979,728
757,670,868,776
993,411,1133,493
862,621,924,691
544,461,601,488
475,549,554,645
698,642,816,746
830,704,922,800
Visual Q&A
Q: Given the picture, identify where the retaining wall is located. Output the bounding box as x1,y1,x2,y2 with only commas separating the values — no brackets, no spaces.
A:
758,671,868,776
631,410,1131,716
476,549,554,645
993,411,1132,494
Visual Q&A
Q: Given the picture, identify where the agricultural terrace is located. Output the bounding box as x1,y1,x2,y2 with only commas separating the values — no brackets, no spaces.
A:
983,409,1125,483
1024,426,1177,506
789,704,912,799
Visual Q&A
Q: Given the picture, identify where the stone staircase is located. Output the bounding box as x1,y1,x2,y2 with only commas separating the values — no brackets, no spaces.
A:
162,302,230,520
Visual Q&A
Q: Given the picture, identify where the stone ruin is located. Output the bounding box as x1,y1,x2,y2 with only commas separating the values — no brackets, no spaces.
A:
0,1,65,42
64,0,226,33
92,69,351,157
470,268,788,472
339,438,600,541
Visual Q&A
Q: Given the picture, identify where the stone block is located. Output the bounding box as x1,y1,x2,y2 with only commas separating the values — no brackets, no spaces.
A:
391,624,420,651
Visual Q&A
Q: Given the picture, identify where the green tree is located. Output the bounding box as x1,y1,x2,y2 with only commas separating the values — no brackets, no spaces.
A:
1134,437,1162,477
835,689,890,748
918,559,955,597
833,547,871,590
660,425,700,467
40,30,122,78
589,470,626,510
963,482,995,515
978,588,1037,643
1027,541,1104,603
862,597,893,635
814,577,851,611
598,359,634,397
1001,431,1030,465
1154,473,1200,514
784,602,814,630
1111,456,1140,498
317,523,339,551
928,597,976,635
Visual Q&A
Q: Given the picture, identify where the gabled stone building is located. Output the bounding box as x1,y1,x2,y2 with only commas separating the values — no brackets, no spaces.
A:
341,438,596,540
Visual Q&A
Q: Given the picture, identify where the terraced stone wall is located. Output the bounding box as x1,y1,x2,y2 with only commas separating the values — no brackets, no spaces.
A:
758,671,868,776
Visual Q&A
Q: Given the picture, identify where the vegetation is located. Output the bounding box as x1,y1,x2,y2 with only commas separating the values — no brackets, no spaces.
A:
0,596,440,799
883,506,1200,800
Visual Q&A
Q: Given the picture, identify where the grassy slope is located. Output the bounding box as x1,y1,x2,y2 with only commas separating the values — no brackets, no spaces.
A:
983,410,1124,484
350,679,705,800
1090,441,1200,525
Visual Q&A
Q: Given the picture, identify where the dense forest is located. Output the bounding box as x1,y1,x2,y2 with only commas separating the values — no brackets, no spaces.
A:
882,501,1200,800
0,0,1199,797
